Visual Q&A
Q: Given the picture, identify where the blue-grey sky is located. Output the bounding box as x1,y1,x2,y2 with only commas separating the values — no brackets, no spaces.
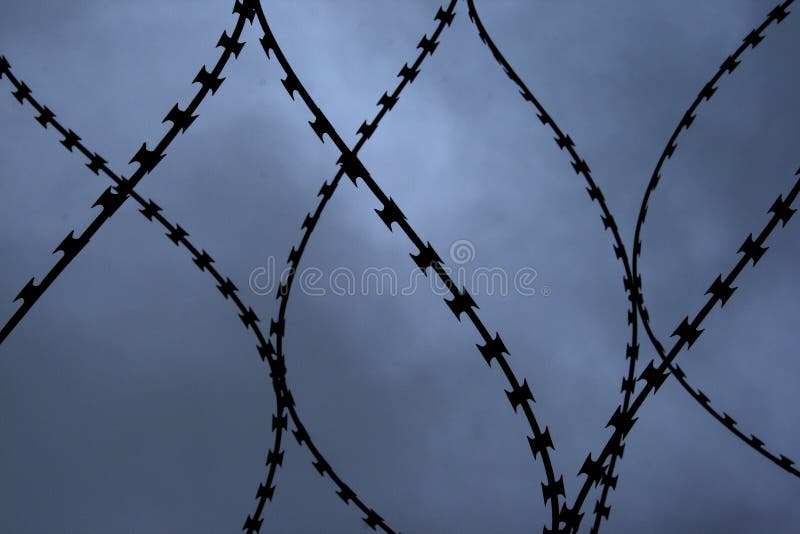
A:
0,1,799,532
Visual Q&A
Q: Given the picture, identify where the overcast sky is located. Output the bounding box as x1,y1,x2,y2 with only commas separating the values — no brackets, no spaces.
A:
0,1,799,533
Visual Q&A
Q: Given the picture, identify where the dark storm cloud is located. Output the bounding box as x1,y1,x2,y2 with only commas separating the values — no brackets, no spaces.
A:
0,1,798,533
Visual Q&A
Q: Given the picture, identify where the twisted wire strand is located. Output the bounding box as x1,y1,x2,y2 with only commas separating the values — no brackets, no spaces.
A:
0,0,254,347
464,2,641,531
244,1,460,532
0,49,296,529
251,1,563,530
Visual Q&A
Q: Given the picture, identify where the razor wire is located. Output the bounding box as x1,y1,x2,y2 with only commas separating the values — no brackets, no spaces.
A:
0,42,401,534
467,1,798,532
562,166,800,533
465,1,642,530
564,2,799,533
244,1,460,531
0,0,254,348
252,0,563,528
1,2,460,532
0,0,797,533
630,0,800,483
0,48,310,527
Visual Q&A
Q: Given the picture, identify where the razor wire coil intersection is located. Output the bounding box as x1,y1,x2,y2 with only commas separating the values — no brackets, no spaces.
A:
0,1,797,532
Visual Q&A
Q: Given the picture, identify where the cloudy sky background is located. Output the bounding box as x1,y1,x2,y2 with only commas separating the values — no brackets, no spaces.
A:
0,1,799,532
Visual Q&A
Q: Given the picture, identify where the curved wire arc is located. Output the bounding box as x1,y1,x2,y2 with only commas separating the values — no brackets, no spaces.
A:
569,3,797,532
466,2,797,531
631,0,799,481
568,168,800,533
0,1,797,532
245,1,460,532
0,50,294,529
465,1,643,530
0,1,253,347
252,0,563,529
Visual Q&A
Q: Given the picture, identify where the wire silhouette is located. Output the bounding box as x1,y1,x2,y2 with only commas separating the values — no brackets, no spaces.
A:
254,0,561,527
0,1,254,347
0,1,797,532
245,2,460,531
468,1,797,531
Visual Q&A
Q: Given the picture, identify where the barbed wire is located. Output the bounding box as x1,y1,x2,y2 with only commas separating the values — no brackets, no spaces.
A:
465,2,641,531
630,0,799,482
566,2,798,533
564,165,800,533
0,0,254,348
0,0,797,532
0,44,299,529
252,0,563,528
465,1,797,532
244,1,459,532
0,42,400,534
1,2,462,532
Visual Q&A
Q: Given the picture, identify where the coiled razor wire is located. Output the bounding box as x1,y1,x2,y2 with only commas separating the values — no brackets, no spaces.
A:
0,1,460,531
253,0,562,528
0,0,253,346
245,2,460,531
0,1,798,532
468,1,797,532
0,16,306,530
465,1,640,530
